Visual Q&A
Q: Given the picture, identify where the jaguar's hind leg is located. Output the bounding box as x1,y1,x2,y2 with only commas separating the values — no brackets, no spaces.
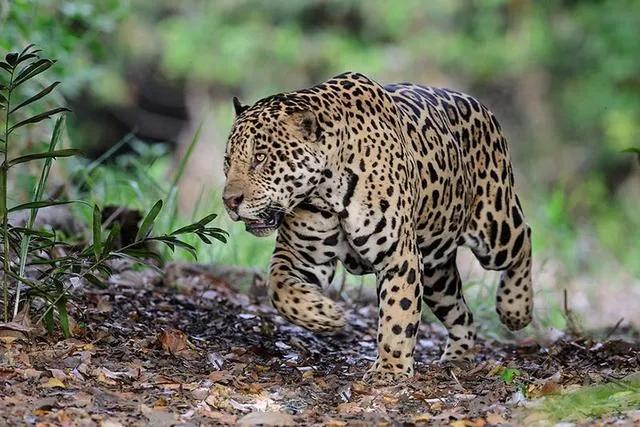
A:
422,253,476,362
467,195,534,331
495,225,533,330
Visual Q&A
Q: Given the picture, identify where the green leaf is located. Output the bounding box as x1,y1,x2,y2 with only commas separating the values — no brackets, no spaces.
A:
43,308,54,334
8,148,80,167
9,81,62,114
103,222,121,256
10,227,55,238
8,107,71,133
14,53,39,66
93,205,102,261
208,232,228,243
12,59,54,88
56,298,71,338
85,273,107,289
18,43,37,59
119,248,164,265
28,256,73,266
153,236,197,259
5,52,18,65
170,223,201,235
197,212,218,225
136,200,163,241
170,213,224,235
4,269,41,289
0,61,12,73
197,233,212,244
8,200,80,213
94,264,113,277
500,368,521,384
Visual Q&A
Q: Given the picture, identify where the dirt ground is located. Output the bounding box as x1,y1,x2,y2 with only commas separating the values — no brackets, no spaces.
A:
1,262,639,426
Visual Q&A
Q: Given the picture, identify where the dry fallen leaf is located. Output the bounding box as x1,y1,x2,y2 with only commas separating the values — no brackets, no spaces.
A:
20,368,42,379
48,368,67,381
95,368,118,385
382,394,399,405
413,413,431,424
0,322,30,342
430,401,444,412
237,411,295,427
40,377,65,389
450,419,486,427
96,295,113,313
485,412,507,425
528,371,562,398
153,397,168,408
139,404,178,427
208,370,232,383
228,398,255,413
351,381,369,394
240,382,264,395
199,408,237,425
336,402,363,414
191,387,210,401
158,328,191,356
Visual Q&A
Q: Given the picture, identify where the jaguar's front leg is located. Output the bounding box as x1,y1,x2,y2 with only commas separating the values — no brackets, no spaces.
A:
365,241,423,381
268,206,344,333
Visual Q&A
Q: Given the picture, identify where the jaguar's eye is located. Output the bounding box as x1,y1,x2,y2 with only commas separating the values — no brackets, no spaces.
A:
254,153,267,164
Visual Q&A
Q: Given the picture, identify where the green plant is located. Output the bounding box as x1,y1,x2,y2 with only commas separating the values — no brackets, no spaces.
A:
1,44,75,322
1,45,228,335
529,375,640,423
500,367,522,384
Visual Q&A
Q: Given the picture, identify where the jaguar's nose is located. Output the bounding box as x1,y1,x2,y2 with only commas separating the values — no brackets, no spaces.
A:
223,191,244,211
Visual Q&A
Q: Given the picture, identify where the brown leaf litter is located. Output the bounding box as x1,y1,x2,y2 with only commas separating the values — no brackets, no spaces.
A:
0,262,638,426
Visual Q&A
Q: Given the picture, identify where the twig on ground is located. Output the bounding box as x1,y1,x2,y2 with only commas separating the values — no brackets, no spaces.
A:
604,317,624,340
563,288,582,337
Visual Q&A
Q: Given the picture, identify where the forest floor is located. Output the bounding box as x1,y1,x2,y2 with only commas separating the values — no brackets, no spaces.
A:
1,262,639,426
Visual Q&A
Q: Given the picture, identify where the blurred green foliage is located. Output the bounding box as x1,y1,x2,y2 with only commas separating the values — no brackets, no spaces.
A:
1,0,639,279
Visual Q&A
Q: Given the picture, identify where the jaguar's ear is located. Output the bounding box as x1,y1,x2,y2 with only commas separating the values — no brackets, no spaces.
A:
233,97,249,116
286,110,321,142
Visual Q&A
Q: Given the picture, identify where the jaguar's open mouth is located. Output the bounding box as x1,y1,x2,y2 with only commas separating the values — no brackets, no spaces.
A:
243,207,285,237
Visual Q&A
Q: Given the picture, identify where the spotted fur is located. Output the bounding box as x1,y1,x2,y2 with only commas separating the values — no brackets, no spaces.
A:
222,72,533,380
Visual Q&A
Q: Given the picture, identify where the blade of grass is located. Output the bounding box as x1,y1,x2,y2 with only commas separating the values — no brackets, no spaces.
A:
166,120,204,231
92,205,102,261
81,132,135,180
8,199,81,213
8,148,80,167
137,200,163,241
161,120,203,259
55,297,70,338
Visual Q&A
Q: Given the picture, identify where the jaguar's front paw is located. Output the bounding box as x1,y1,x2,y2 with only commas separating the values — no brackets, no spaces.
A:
363,359,414,383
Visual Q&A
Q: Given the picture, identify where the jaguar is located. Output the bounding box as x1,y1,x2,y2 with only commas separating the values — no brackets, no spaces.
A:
222,72,533,380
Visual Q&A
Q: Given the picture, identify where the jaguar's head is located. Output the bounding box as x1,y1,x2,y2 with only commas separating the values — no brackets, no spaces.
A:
222,96,325,236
